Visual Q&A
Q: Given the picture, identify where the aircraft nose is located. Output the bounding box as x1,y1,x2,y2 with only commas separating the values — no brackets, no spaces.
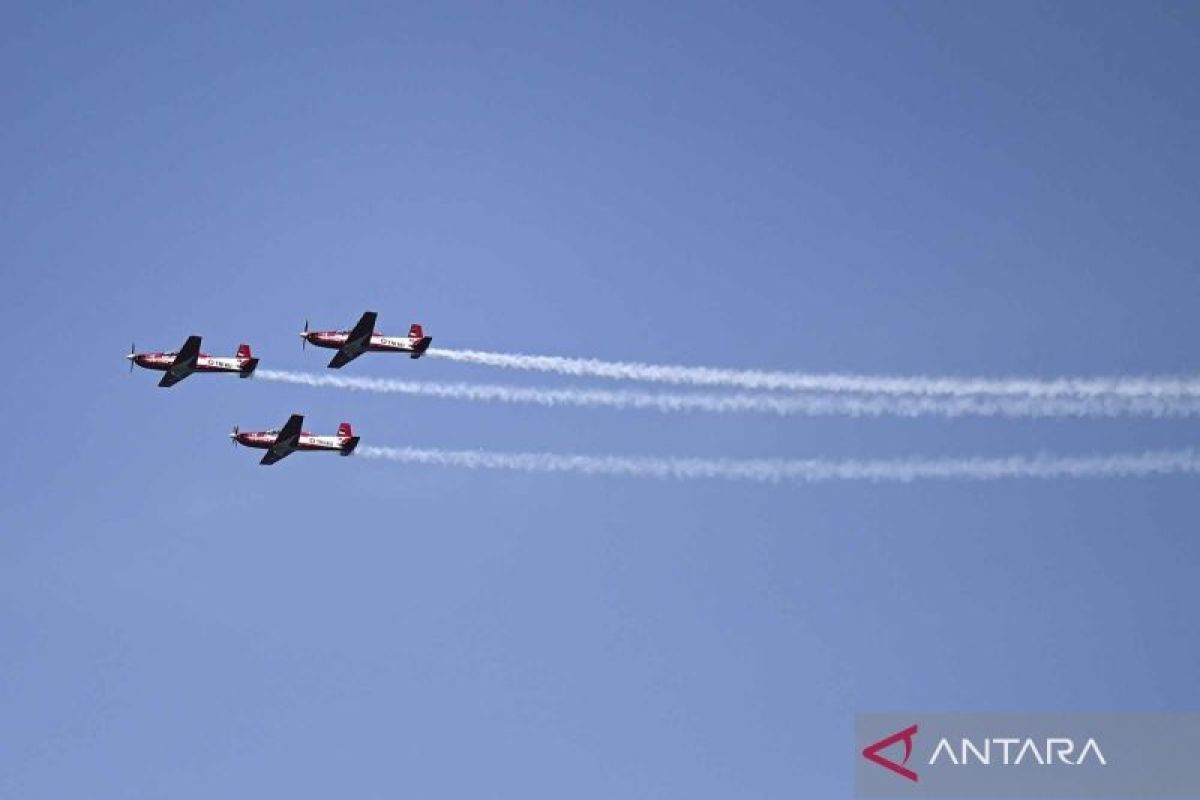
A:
125,353,136,360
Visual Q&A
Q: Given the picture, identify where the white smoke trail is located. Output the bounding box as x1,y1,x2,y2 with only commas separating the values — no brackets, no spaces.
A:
355,445,1200,484
255,369,1200,419
427,348,1200,400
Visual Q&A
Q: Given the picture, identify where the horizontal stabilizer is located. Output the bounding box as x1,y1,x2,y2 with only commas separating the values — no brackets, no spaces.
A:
410,336,433,359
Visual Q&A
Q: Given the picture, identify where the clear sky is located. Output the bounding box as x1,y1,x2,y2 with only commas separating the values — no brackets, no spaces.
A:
2,2,1198,797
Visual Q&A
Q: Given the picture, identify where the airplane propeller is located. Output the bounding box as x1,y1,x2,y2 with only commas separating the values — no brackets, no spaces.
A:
230,425,240,447
301,319,309,350
128,342,136,373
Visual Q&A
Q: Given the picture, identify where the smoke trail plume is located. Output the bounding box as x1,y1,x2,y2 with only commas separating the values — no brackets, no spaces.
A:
356,446,1200,484
255,369,1200,419
427,348,1200,400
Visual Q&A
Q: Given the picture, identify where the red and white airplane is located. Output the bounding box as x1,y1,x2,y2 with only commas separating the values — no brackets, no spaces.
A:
128,336,259,387
300,310,432,368
231,414,360,466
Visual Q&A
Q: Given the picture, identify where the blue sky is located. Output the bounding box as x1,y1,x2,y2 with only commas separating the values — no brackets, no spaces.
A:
2,2,1198,797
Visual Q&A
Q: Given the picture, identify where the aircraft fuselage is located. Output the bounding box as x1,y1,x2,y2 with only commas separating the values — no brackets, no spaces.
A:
133,353,254,374
303,331,426,355
234,430,354,454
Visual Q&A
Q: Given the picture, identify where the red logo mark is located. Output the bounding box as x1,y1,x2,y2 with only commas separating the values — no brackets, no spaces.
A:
862,724,919,782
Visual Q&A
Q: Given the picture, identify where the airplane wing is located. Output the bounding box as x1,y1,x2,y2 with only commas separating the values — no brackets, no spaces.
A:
259,449,291,466
326,349,360,369
158,335,202,388
327,311,376,369
260,414,303,466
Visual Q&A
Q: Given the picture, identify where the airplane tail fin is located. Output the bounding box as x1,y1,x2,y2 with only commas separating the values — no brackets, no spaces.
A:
237,344,258,376
338,423,359,455
409,324,433,359
410,337,432,358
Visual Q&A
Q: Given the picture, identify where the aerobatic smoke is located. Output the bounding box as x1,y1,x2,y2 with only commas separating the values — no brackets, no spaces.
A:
255,369,1200,419
426,348,1200,399
355,445,1200,484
